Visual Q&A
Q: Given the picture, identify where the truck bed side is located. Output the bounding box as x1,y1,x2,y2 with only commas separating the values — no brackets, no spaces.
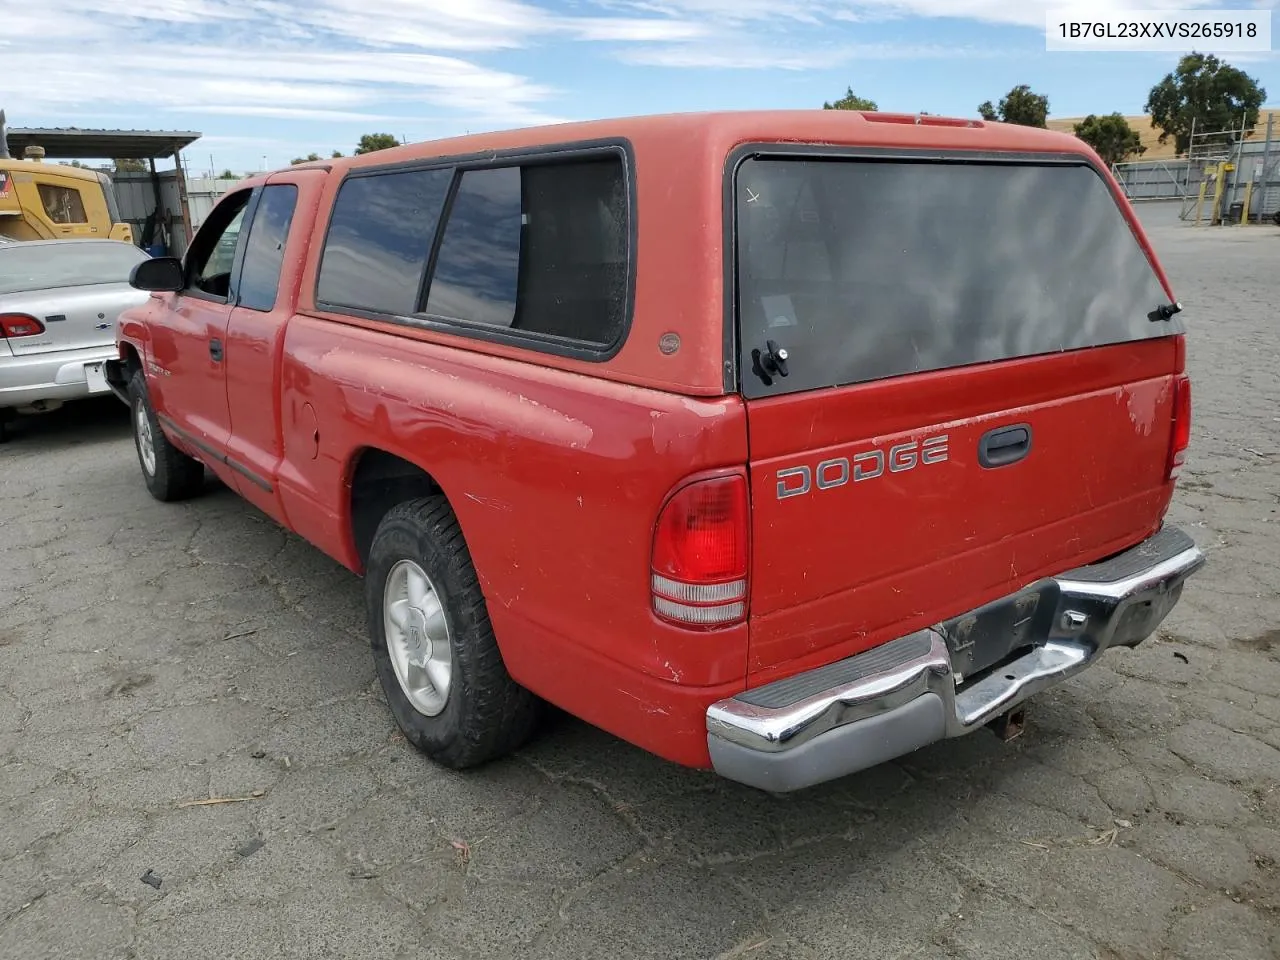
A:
274,318,750,766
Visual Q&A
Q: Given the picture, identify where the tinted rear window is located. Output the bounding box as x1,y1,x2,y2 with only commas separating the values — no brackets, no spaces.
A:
424,167,522,328
0,241,147,295
734,157,1180,398
423,157,628,347
316,168,452,315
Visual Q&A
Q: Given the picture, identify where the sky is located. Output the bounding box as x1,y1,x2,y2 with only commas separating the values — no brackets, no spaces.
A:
3,0,1278,174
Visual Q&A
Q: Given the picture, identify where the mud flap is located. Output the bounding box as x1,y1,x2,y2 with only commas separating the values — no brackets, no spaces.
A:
103,359,131,407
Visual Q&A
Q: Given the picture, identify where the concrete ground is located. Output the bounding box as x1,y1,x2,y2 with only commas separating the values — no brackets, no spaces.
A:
2,214,1278,960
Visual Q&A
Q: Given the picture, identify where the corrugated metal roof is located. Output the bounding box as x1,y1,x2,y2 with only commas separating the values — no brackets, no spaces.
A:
6,127,202,159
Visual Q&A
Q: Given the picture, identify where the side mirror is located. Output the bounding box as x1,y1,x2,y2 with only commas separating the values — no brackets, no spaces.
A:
129,256,184,292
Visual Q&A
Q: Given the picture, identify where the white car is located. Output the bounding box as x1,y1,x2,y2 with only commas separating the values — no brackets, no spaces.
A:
1,238,150,439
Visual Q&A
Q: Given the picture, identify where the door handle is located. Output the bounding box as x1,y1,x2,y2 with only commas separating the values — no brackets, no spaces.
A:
209,338,224,362
978,423,1032,468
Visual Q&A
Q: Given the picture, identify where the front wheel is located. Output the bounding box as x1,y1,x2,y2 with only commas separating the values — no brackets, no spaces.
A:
365,496,540,768
128,370,205,502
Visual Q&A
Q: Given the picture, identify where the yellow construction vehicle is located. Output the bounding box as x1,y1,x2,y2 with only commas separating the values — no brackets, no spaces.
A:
0,111,133,244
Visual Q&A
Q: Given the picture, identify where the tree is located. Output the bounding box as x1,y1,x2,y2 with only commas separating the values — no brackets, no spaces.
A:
1073,113,1146,165
331,150,344,158
1145,52,1267,155
291,153,322,165
354,133,400,154
823,88,878,111
217,169,241,180
113,158,145,173
978,85,1049,127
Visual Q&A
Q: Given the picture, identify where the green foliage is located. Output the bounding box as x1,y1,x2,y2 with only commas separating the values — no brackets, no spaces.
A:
978,85,1049,127
218,169,240,180
354,133,400,154
1073,113,1147,165
1145,52,1266,154
290,153,322,165
823,88,878,111
113,158,146,173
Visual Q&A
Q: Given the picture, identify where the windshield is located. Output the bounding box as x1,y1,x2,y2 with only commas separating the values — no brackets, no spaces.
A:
0,241,148,296
733,156,1180,398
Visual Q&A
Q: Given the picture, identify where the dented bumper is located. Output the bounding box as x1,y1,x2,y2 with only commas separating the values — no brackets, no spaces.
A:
706,524,1206,792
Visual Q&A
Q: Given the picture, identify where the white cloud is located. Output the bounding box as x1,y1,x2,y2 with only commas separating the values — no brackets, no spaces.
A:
5,0,710,130
5,34,567,128
569,17,707,42
595,0,1262,71
620,41,1005,70
5,0,1268,150
610,0,1240,29
188,106,427,123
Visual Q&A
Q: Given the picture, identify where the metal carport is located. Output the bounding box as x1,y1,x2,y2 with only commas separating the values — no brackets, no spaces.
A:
1,119,202,255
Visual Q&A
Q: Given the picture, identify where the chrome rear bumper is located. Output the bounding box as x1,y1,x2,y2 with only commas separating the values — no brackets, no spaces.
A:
707,525,1205,792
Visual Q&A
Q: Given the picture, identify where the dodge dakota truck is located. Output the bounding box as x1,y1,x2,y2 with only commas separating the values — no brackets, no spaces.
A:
107,110,1205,792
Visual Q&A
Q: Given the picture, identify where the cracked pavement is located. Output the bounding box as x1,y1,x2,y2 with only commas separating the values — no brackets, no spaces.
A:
2,209,1278,959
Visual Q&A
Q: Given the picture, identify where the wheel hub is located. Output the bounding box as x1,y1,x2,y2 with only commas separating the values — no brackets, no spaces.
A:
382,558,453,717
405,608,433,666
135,401,156,476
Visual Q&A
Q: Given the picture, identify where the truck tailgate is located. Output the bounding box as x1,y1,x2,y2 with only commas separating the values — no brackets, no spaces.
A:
730,152,1185,680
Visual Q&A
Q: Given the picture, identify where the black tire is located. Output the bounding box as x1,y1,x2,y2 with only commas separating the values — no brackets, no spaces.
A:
365,496,539,768
128,370,205,502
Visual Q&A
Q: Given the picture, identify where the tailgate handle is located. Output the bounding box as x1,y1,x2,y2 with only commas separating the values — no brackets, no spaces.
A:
978,424,1032,468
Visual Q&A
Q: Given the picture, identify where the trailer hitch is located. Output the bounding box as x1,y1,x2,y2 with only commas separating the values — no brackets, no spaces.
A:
987,705,1027,742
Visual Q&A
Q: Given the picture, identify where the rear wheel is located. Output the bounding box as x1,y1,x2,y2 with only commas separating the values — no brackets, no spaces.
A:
365,496,539,768
128,370,205,502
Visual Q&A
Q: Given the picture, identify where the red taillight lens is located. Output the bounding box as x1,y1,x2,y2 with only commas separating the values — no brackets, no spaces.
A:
651,474,749,628
1169,374,1191,480
0,313,44,338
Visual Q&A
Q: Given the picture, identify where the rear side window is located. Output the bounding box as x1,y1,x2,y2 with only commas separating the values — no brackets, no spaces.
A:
424,158,628,347
238,184,298,312
317,169,452,315
733,156,1181,398
424,168,521,328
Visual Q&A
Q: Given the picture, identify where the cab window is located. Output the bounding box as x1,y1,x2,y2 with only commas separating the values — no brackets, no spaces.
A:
237,185,299,312
185,189,252,301
37,184,88,224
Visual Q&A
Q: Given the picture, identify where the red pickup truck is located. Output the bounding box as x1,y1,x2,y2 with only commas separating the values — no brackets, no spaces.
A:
107,111,1204,792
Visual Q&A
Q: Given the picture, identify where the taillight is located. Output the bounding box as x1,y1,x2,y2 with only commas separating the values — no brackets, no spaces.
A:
1168,374,1191,480
651,474,749,629
0,313,44,338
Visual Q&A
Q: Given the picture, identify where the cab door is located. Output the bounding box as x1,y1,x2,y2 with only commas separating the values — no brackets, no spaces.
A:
223,169,324,521
146,187,254,488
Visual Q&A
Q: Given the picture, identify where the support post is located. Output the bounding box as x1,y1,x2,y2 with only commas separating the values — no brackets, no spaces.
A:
1260,114,1275,222
1210,162,1228,225
147,156,164,236
172,143,194,250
